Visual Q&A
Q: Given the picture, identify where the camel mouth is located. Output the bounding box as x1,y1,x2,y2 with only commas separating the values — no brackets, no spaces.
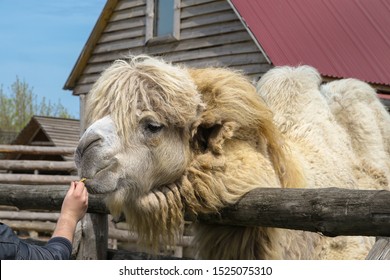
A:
84,178,117,194
81,160,120,194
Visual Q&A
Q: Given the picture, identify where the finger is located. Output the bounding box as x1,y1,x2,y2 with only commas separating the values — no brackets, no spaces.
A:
74,181,85,194
80,184,87,197
67,181,76,194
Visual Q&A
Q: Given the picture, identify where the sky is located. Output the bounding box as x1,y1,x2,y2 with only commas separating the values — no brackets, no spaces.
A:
0,0,106,119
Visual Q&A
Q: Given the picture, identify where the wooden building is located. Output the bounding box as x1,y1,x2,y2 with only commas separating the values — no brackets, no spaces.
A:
64,0,272,127
9,116,79,162
0,116,79,182
64,0,390,121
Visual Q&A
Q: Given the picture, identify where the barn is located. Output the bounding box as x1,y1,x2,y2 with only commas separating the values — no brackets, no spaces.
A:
0,116,79,184
64,0,390,127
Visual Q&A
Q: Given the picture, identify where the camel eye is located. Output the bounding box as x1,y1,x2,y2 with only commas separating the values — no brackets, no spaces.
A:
145,122,163,134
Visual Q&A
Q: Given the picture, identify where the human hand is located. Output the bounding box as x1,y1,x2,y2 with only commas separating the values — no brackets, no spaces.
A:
60,181,88,223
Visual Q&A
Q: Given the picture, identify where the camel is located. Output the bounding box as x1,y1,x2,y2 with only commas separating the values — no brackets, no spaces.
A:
75,55,390,259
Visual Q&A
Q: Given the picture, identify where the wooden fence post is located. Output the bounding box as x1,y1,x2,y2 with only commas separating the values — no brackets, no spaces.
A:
75,214,108,259
366,237,390,260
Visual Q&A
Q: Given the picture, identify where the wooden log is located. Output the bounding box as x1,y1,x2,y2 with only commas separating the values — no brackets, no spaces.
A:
0,174,80,184
0,210,59,221
107,249,191,260
0,184,389,237
108,227,193,246
199,187,390,237
0,184,107,214
0,145,75,155
109,227,137,241
0,160,76,171
1,219,56,232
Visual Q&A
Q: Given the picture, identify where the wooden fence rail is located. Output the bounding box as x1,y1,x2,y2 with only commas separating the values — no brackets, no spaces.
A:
0,160,76,171
0,174,79,184
199,187,390,237
0,145,76,155
1,217,193,247
0,144,78,184
0,184,107,213
1,184,389,237
0,210,59,221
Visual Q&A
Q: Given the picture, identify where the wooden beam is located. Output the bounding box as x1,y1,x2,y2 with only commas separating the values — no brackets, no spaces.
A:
1,216,193,245
0,145,76,155
0,184,107,214
0,160,76,171
199,187,390,237
0,174,79,184
107,227,193,246
107,249,190,260
0,185,389,237
2,219,56,232
0,211,59,221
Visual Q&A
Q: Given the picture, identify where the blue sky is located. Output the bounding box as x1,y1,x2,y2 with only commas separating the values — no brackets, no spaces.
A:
0,0,106,119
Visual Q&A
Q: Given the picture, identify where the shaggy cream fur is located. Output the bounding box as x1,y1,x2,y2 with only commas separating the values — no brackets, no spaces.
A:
321,78,390,189
257,66,389,259
76,55,389,259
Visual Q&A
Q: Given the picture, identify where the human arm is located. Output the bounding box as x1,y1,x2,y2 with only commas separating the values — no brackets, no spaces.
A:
0,181,88,260
52,181,88,243
0,223,73,260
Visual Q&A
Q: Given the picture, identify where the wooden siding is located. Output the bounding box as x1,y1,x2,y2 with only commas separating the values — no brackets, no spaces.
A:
73,0,271,96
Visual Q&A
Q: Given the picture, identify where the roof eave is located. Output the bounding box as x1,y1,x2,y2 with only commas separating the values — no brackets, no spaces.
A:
63,0,119,92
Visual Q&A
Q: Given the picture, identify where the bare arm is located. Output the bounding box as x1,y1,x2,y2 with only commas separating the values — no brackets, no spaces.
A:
52,181,88,243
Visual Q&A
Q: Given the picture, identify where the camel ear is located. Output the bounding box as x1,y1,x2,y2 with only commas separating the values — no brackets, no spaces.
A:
191,114,238,154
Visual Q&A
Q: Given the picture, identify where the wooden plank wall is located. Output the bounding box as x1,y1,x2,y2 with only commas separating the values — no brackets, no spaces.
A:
74,0,272,96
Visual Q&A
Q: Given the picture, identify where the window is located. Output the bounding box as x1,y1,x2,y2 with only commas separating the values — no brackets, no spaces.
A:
146,0,180,43
154,0,174,37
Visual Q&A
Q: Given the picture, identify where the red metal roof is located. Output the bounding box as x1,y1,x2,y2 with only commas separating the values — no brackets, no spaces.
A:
230,0,390,86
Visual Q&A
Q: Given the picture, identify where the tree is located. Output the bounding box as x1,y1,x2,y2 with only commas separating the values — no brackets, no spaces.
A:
0,77,73,133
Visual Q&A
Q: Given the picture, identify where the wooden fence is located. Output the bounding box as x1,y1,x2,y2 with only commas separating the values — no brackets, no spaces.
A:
1,144,390,259
0,184,389,259
0,144,78,184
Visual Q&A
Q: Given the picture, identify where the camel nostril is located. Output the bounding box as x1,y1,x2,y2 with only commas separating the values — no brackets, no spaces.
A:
75,136,102,169
78,137,101,156
83,138,101,154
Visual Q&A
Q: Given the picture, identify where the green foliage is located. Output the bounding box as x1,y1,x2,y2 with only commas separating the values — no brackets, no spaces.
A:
0,77,73,133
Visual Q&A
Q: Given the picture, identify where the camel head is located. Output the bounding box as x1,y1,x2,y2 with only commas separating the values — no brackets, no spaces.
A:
76,55,202,195
75,55,203,246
